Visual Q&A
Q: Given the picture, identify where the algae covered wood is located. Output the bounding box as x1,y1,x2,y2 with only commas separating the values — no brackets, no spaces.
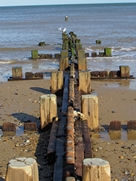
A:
104,48,111,56
39,94,57,129
81,94,99,130
31,50,38,59
5,157,39,181
82,158,111,181
77,49,87,70
79,71,91,94
51,71,63,94
59,50,69,71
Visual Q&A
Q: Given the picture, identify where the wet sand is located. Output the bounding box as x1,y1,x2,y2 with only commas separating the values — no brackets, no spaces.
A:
0,78,136,181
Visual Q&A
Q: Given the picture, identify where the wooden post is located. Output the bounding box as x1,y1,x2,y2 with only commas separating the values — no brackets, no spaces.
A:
127,120,136,130
65,16,68,21
119,66,130,78
81,94,99,130
31,50,38,59
66,177,75,181
2,122,16,132
108,121,121,140
50,71,63,94
59,50,69,71
5,157,39,181
77,49,87,70
108,121,121,131
76,43,82,53
12,67,22,78
96,40,101,44
104,48,111,56
79,71,91,94
82,158,111,181
39,94,57,129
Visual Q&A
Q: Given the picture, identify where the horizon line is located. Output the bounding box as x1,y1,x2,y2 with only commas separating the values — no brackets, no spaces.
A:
0,2,136,7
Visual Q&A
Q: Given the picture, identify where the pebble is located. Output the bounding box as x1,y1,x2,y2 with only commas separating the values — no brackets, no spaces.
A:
26,140,30,143
15,143,20,147
125,171,130,175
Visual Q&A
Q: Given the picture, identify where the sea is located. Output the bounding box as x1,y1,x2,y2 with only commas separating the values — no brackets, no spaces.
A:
0,3,136,89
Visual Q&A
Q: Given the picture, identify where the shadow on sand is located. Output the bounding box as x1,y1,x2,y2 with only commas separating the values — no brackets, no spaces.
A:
0,177,5,181
12,112,54,181
30,87,50,94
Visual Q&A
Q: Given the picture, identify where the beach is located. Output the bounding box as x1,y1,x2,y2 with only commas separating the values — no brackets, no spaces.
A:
0,3,136,181
0,78,136,181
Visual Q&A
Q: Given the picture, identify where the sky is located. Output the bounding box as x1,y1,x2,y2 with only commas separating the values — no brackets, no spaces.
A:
0,0,136,6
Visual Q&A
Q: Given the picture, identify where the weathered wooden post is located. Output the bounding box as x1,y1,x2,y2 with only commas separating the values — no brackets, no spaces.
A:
65,16,68,21
127,120,136,140
59,50,69,71
108,120,121,140
82,158,111,181
50,71,63,94
5,157,39,181
104,48,112,56
66,177,75,181
31,50,38,59
78,49,87,71
81,94,99,130
79,71,91,94
76,43,82,53
96,40,101,44
12,67,22,78
39,94,57,129
119,65,130,78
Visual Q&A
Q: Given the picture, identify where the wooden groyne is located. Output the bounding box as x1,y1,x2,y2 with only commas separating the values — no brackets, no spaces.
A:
38,31,110,181
4,31,136,181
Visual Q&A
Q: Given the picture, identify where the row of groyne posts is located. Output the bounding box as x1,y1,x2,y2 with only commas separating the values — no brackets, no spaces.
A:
39,32,111,181
4,31,136,181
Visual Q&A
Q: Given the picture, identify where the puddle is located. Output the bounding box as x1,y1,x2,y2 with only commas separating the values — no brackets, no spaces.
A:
91,129,136,141
16,126,24,136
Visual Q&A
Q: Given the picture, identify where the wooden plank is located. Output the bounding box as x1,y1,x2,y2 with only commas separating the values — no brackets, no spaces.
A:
57,117,67,137
75,120,84,178
62,74,69,114
53,137,65,181
47,121,59,164
82,120,92,158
